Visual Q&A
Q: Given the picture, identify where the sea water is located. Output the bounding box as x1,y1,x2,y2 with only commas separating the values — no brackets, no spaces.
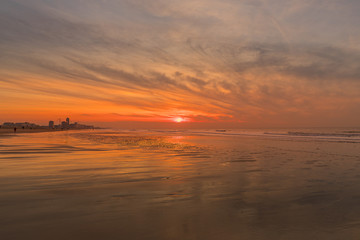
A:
1,128,360,239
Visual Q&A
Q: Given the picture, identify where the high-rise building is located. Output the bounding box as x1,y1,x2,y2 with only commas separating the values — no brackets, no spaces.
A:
66,117,70,125
49,121,54,128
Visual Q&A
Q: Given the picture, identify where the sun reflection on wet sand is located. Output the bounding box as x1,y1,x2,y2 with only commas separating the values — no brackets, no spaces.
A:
1,130,360,239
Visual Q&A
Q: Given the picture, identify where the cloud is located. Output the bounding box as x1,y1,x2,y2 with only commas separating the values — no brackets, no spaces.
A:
1,0,360,126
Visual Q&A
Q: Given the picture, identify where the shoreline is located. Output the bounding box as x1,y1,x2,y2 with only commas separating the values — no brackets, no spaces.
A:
0,128,93,136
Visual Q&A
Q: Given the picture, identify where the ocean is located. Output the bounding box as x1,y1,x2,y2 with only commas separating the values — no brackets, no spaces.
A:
1,128,360,239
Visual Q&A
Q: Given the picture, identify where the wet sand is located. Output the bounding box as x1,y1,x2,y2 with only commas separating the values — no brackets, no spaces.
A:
1,130,360,239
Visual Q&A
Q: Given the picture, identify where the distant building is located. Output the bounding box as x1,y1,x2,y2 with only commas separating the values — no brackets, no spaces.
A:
3,122,15,127
61,121,67,129
1,122,41,129
1,117,99,130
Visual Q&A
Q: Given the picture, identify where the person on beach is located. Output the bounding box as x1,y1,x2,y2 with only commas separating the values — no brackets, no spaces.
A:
14,127,17,133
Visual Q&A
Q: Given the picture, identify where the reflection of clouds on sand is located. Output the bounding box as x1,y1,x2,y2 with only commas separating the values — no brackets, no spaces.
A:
72,131,200,152
1,130,360,239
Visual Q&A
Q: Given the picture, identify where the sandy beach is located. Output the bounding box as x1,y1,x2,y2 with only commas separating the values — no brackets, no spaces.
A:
1,129,360,240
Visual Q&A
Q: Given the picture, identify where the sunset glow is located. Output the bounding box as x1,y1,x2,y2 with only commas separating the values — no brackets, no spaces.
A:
174,117,184,123
0,0,359,128
1,1,360,239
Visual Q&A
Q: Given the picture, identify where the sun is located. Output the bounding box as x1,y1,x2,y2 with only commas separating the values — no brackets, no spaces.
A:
174,117,184,123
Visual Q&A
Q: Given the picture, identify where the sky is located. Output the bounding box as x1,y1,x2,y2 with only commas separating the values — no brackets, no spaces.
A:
1,0,360,128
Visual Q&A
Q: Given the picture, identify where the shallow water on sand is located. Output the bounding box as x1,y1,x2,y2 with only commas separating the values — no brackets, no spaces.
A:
1,129,360,240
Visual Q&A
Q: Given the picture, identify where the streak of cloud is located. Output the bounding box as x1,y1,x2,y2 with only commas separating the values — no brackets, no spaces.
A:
0,0,359,127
